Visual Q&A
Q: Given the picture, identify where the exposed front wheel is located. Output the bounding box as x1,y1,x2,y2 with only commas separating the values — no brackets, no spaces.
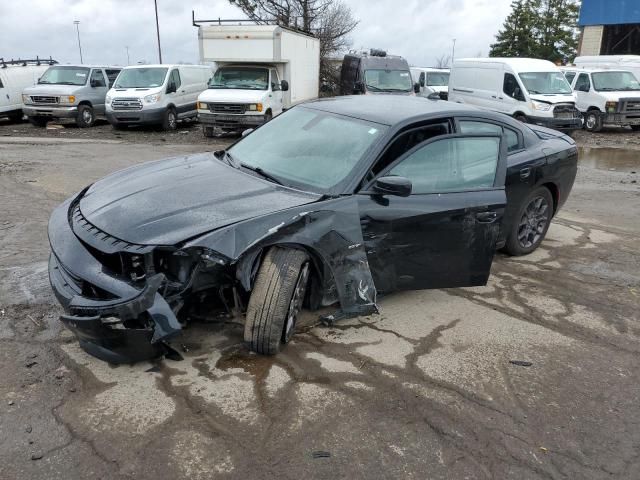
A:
244,247,310,355
504,187,553,256
162,108,177,131
514,113,528,123
76,104,95,128
584,111,603,132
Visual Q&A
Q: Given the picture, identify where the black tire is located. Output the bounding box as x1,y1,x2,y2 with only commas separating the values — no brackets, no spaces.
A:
111,123,127,131
244,247,310,355
264,111,273,123
162,108,178,131
514,113,528,123
76,104,95,128
504,187,554,256
8,111,24,122
584,110,603,132
28,116,48,127
203,126,214,138
631,125,640,132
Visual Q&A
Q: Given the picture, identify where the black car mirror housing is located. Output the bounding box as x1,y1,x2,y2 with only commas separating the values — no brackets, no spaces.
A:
371,176,412,197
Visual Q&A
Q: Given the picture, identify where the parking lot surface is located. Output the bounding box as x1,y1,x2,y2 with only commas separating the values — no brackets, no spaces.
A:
1,123,639,479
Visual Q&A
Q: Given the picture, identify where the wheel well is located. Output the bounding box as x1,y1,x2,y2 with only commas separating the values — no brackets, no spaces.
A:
78,100,92,107
541,182,559,215
167,104,176,111
265,108,272,115
513,112,527,120
587,106,601,112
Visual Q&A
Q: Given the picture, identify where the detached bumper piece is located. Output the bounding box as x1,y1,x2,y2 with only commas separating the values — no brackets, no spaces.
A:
48,199,182,364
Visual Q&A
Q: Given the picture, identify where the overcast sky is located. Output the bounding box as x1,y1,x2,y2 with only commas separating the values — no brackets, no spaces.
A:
0,0,513,67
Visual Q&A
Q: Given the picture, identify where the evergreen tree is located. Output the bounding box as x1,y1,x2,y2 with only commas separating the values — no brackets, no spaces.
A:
490,0,540,57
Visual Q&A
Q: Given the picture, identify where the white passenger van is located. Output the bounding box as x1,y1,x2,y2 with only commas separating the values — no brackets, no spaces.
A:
410,67,450,99
449,58,582,131
0,58,55,121
106,64,212,130
575,55,640,84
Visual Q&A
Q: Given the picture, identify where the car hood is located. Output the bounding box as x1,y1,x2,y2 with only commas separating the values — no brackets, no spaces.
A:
23,84,83,95
599,91,640,101
78,153,320,246
529,93,576,104
198,89,267,103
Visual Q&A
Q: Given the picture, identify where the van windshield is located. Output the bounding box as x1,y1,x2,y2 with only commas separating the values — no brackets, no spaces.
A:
364,69,413,92
518,72,572,95
38,66,89,86
209,67,269,90
427,72,449,86
592,71,640,91
114,68,168,88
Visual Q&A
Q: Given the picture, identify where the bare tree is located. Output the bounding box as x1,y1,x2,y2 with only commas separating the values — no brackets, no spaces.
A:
229,0,358,91
434,54,451,69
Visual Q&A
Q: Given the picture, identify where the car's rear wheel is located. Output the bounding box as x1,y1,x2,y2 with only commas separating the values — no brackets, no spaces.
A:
8,111,24,122
162,107,177,131
76,104,95,128
28,116,48,127
504,187,553,256
244,247,310,355
584,110,603,132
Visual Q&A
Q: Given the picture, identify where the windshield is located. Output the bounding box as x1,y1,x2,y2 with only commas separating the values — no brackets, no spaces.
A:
38,66,89,85
209,67,268,90
592,71,640,91
364,69,413,92
113,68,168,88
518,71,572,95
228,107,387,191
427,72,449,86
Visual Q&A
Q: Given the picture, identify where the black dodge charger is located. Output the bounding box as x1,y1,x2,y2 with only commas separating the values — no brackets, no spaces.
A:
48,95,578,363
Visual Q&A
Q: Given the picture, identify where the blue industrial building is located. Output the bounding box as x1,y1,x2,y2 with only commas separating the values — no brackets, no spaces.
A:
578,0,640,55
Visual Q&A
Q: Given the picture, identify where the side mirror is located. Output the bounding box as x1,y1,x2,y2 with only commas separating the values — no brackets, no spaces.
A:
427,91,441,100
514,87,526,101
280,80,289,92
578,84,589,92
354,81,365,94
241,128,254,137
167,82,177,94
420,78,425,87
372,176,412,197
414,82,421,94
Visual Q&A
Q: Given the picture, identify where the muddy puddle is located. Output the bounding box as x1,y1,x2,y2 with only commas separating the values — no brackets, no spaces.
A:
578,147,640,173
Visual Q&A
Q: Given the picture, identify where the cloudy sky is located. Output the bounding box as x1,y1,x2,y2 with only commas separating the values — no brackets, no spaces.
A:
0,0,513,67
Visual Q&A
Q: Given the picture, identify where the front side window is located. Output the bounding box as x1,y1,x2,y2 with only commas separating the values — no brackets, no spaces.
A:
38,66,89,86
518,71,572,95
209,67,269,90
168,69,181,90
387,136,500,194
459,120,521,153
427,72,449,87
364,69,413,92
228,107,387,191
90,69,106,87
592,71,640,91
574,73,591,92
270,69,281,91
114,68,168,88
503,73,525,101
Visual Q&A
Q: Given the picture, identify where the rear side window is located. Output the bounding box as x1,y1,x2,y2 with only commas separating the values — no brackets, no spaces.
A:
504,73,525,101
575,73,590,91
105,69,120,88
459,120,521,153
90,69,106,87
387,136,500,194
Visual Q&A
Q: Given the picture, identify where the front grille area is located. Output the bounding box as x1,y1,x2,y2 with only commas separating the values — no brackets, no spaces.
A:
622,99,640,113
553,104,580,119
31,95,58,104
208,103,247,114
112,98,143,110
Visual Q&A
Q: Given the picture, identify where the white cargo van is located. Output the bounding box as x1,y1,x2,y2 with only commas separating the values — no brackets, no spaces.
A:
0,58,55,121
410,67,450,99
575,55,640,83
106,64,212,130
449,58,582,131
194,19,320,136
569,68,640,132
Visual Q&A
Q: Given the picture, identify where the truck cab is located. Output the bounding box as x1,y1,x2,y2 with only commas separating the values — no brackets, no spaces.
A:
340,50,418,96
569,68,640,132
411,67,450,100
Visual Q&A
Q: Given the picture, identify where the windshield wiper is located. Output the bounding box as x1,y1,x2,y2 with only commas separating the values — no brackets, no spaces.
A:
213,150,238,168
365,85,383,92
240,162,283,185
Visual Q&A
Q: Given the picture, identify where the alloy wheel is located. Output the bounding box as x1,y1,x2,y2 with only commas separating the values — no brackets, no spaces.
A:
283,263,310,343
517,196,550,249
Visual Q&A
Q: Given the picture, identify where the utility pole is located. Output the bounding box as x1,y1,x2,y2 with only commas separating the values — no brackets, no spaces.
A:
73,20,83,64
451,38,457,64
154,0,162,64
125,46,130,65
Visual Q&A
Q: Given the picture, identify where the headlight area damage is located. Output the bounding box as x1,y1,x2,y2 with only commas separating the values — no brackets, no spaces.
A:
48,192,377,364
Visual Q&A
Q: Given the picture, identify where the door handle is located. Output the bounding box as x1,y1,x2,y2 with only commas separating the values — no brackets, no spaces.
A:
475,211,498,223
520,167,532,179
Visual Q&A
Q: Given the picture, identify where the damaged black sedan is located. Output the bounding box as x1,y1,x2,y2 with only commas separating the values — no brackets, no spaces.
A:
48,95,578,363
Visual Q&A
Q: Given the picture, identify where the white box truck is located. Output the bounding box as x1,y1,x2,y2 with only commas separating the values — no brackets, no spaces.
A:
0,57,56,121
194,16,320,136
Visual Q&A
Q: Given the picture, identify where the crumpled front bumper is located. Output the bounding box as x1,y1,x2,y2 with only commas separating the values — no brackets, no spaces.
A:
48,198,182,364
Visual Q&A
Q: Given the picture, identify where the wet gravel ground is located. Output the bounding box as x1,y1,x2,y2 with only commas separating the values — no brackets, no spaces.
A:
0,119,639,479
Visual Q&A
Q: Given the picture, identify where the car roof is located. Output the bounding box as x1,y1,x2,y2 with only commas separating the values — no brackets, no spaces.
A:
454,57,558,72
411,67,450,73
302,95,476,126
48,64,122,69
121,64,209,69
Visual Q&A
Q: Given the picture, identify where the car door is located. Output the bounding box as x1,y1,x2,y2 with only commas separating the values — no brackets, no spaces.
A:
270,68,284,115
501,72,527,115
573,73,591,111
88,69,108,114
358,133,507,293
166,69,182,113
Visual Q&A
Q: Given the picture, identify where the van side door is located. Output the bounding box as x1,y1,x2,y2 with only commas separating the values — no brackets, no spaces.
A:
89,69,109,114
501,72,527,115
270,68,284,115
166,69,183,113
573,73,592,112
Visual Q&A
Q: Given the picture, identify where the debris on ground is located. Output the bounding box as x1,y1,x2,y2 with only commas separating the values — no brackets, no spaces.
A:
311,451,331,459
509,360,533,367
